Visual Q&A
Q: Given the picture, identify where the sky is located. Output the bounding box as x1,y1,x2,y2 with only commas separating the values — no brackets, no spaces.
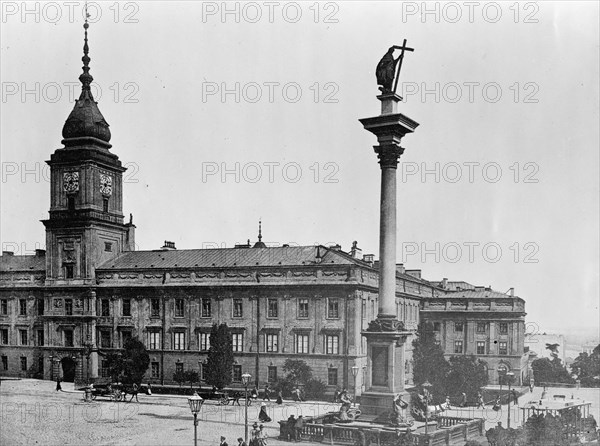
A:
1,1,598,336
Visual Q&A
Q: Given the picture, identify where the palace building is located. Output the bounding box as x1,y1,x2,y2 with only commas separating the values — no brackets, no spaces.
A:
0,22,527,393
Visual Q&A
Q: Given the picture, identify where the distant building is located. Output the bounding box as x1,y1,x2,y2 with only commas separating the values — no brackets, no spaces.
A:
422,281,528,385
525,332,566,364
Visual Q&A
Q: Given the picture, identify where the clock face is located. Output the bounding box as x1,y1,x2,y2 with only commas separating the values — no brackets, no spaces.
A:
63,172,79,193
99,174,113,196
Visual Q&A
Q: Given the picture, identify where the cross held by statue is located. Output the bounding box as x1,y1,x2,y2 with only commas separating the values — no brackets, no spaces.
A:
392,39,414,94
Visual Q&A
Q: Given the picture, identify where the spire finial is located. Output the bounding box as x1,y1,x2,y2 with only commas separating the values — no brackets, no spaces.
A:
79,1,93,93
258,219,262,242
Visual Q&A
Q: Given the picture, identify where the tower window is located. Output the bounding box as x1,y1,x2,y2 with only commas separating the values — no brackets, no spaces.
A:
65,299,73,315
67,195,75,211
65,265,74,279
104,242,112,252
103,198,109,212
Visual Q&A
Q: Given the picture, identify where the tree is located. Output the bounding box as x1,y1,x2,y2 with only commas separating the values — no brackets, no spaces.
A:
532,357,573,385
173,369,186,387
282,359,313,385
275,359,314,398
445,355,488,399
205,323,234,389
570,344,600,387
105,337,150,385
185,370,199,389
411,322,450,401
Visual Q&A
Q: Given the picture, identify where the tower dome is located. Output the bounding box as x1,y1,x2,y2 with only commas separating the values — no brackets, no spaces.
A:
62,20,111,145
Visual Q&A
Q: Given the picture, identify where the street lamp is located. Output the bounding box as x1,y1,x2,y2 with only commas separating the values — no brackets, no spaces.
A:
505,371,515,428
422,381,433,434
241,373,252,445
188,392,204,446
351,366,359,407
499,368,506,397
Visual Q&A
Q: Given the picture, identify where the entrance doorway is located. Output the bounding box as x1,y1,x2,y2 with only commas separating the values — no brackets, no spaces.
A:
61,357,76,382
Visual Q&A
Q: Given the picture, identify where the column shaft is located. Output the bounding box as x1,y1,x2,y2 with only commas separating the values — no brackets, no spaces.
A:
379,165,397,318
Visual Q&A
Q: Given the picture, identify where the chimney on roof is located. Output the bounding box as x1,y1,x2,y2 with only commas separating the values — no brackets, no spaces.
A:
329,244,342,251
396,263,405,274
509,287,514,297
350,241,362,259
161,241,176,250
363,254,375,265
442,278,448,289
35,249,46,257
405,269,421,279
2,251,14,256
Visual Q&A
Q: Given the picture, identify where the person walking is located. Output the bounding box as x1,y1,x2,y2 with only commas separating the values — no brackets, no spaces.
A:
294,415,304,442
460,392,467,407
237,437,247,446
276,389,283,405
258,402,272,422
333,388,340,403
286,415,296,441
263,384,271,402
258,424,268,446
56,377,62,391
220,436,229,446
476,392,484,409
250,423,260,446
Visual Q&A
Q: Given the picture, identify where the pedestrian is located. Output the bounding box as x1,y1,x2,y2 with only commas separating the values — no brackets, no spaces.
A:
294,415,304,442
263,384,271,401
237,437,247,446
511,388,518,405
492,395,501,411
250,423,260,446
541,386,547,400
276,389,283,405
251,386,258,400
460,392,467,407
147,383,152,395
292,387,302,402
258,424,268,446
220,436,229,446
259,402,272,422
444,395,451,410
333,388,340,403
476,392,484,409
286,415,296,441
56,377,62,391
529,380,534,393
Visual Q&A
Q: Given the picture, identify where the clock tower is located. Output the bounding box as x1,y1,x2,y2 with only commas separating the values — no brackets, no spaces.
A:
43,19,135,285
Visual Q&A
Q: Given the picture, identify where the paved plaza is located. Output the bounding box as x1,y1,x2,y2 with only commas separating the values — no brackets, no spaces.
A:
2,379,599,445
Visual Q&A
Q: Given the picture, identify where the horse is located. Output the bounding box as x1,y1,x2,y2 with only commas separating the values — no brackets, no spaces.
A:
121,383,149,402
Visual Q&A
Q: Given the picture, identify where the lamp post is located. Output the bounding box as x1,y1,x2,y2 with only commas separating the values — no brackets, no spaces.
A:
242,373,252,445
422,381,433,434
505,371,515,428
351,366,359,407
188,392,204,446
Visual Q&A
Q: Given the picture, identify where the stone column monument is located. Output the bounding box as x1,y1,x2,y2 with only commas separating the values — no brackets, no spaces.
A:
358,42,419,419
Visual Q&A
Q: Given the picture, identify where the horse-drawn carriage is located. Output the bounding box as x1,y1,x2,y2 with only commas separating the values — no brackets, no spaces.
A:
219,390,253,406
79,379,146,402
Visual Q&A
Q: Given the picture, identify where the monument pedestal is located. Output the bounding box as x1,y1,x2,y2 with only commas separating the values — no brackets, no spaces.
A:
360,319,412,420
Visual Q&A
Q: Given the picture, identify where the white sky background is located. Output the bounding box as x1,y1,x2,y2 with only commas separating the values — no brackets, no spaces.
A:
1,1,598,335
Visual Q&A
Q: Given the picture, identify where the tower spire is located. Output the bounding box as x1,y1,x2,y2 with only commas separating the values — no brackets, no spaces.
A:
79,3,93,95
61,3,112,146
258,220,262,242
252,219,266,248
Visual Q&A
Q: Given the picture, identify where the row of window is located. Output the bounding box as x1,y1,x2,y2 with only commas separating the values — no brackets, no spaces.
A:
433,321,511,334
453,340,509,355
96,297,344,319
130,361,341,387
0,328,44,346
0,299,43,316
146,332,341,354
0,355,30,372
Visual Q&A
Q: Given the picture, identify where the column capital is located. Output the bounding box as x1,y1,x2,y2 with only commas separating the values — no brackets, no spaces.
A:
374,144,405,168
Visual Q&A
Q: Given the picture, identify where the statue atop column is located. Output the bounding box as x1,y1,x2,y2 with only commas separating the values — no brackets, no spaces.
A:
375,40,414,94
